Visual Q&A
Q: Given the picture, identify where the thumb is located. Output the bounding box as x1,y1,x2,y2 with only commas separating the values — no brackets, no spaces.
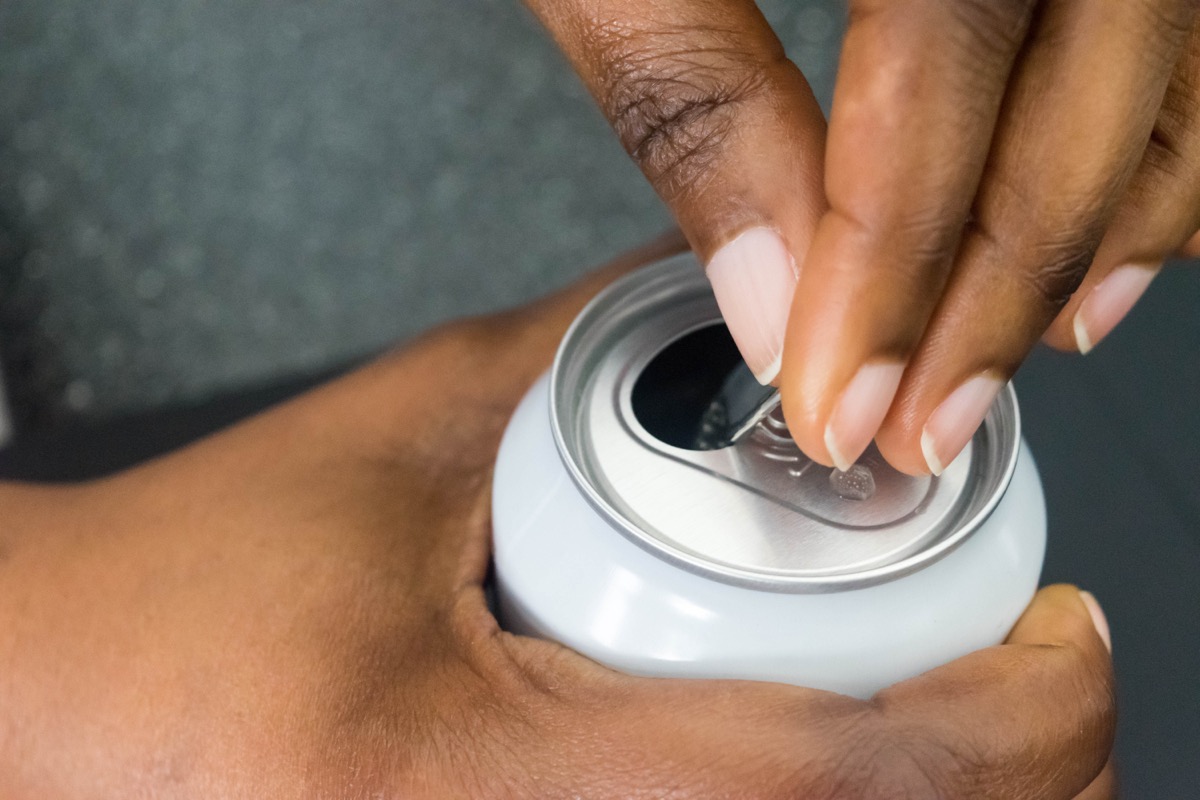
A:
526,0,827,383
872,585,1116,799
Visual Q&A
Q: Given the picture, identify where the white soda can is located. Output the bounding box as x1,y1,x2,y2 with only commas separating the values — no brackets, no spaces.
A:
493,254,1046,699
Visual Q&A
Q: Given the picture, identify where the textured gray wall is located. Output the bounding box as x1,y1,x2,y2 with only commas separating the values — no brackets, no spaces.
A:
0,0,845,422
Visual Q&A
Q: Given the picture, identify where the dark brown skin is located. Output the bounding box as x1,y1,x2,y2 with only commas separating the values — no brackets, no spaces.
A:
527,0,1200,474
0,237,1115,798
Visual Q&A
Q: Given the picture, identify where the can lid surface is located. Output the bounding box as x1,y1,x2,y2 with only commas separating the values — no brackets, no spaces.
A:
550,255,1021,591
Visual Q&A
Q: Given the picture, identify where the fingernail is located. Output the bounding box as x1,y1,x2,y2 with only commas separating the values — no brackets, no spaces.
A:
706,228,798,384
1073,263,1159,354
823,362,905,471
1079,590,1112,653
920,374,1004,476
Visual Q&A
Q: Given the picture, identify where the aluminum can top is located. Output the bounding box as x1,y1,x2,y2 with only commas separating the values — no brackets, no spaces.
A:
550,255,1021,592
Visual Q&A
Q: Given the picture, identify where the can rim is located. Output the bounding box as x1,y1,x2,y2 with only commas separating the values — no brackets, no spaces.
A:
549,255,1021,592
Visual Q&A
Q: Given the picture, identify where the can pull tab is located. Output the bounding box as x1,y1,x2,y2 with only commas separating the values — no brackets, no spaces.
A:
708,372,878,502
635,326,887,505
725,387,782,446
628,323,944,527
691,359,780,450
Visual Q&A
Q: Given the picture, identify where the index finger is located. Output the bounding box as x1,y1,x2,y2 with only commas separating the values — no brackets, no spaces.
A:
526,0,827,383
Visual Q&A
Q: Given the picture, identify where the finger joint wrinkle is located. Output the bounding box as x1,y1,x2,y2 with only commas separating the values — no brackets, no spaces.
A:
591,21,770,194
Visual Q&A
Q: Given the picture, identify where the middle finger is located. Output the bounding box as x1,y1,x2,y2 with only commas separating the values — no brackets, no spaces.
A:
779,0,1039,471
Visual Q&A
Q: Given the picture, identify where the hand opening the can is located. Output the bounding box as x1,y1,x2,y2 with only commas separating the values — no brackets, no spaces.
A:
529,0,1200,476
0,239,1114,798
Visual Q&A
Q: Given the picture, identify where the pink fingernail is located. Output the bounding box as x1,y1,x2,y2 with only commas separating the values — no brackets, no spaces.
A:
1073,264,1159,354
706,228,798,384
1079,590,1112,653
823,362,905,471
920,374,1004,476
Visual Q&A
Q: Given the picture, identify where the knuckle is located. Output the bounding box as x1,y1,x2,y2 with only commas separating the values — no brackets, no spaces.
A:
972,185,1105,314
589,21,772,196
944,0,1037,58
1035,645,1118,783
831,200,963,276
851,0,1034,63
1059,642,1118,739
1036,641,1118,758
781,703,959,800
501,631,593,700
1141,128,1191,186
1019,239,1100,313
850,698,970,799
613,86,738,193
1136,0,1200,44
855,735,962,799
1142,70,1200,179
1114,45,1200,249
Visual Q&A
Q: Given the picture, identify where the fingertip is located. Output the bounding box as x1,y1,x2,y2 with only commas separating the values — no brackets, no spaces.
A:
1024,583,1085,615
822,361,905,472
1010,584,1082,638
920,430,944,476
873,414,936,477
1078,590,1112,654
1041,319,1084,353
755,352,783,386
1008,584,1111,656
876,373,1004,477
706,227,798,386
779,386,837,470
919,374,1004,476
822,425,855,473
1072,263,1159,355
877,440,934,477
1073,312,1095,355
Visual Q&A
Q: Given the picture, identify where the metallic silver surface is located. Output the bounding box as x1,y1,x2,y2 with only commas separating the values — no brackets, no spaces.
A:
720,387,781,449
550,254,1022,591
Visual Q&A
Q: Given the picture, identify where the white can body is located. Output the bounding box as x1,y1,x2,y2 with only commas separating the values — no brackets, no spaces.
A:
493,373,1047,700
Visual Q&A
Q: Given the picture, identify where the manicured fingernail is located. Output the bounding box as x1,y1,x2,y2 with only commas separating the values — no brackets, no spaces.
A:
706,228,798,384
920,374,1004,476
1079,590,1112,653
1073,263,1159,354
823,362,905,471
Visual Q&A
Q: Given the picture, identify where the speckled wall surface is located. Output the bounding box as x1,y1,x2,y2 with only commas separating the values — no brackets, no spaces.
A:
0,0,845,425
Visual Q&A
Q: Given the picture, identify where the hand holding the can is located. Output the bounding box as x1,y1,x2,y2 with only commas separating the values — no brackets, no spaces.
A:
0,240,1114,798
529,0,1200,475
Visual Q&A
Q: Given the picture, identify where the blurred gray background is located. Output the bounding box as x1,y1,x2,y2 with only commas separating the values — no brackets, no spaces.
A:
0,0,841,424
1,2,1198,795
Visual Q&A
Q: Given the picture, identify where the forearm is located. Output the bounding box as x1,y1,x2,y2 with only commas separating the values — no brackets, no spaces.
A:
0,484,88,795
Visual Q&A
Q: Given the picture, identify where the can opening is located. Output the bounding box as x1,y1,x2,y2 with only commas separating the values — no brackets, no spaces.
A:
631,323,776,450
551,255,1022,590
